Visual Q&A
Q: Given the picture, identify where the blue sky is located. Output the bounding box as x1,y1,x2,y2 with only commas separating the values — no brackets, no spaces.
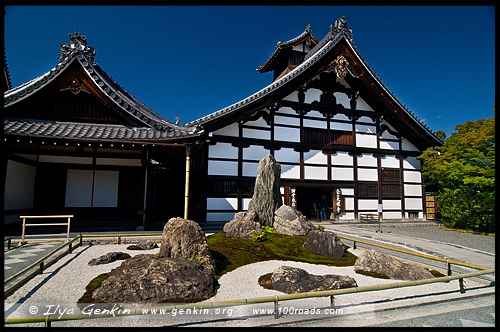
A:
4,5,495,136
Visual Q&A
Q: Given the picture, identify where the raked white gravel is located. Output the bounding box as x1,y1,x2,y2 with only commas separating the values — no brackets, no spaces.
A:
4,244,488,327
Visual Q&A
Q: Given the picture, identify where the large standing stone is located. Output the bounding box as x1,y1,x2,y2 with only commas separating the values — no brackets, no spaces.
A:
354,249,435,280
245,154,282,227
303,230,347,259
274,205,316,236
91,254,214,303
223,212,262,239
270,266,357,294
159,217,216,275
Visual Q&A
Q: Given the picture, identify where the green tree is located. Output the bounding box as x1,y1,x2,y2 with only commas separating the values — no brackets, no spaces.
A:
418,117,495,231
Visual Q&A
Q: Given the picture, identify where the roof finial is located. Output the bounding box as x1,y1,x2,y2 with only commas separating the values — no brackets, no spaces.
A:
58,31,96,65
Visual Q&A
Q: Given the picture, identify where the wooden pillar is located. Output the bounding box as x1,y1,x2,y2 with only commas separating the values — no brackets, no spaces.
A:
184,144,192,220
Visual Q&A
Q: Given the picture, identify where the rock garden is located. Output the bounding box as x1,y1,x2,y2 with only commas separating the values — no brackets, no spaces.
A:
78,154,442,306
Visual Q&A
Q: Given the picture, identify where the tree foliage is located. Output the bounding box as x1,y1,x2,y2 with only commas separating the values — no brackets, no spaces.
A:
419,117,495,231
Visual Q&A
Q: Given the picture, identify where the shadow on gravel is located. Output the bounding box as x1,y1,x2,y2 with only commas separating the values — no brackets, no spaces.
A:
4,245,92,318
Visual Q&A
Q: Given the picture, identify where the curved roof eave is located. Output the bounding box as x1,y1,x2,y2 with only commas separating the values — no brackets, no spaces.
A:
4,34,200,139
257,24,319,73
345,41,444,145
185,38,338,129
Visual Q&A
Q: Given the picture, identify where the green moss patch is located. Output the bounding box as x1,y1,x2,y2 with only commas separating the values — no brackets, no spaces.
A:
77,273,109,305
206,232,357,279
430,269,446,277
258,273,274,290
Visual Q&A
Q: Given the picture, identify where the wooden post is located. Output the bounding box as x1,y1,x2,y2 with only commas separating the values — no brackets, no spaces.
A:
459,278,465,293
184,144,192,220
21,218,26,242
274,295,279,319
67,216,71,241
330,294,335,307
39,261,44,274
447,262,452,276
353,240,357,250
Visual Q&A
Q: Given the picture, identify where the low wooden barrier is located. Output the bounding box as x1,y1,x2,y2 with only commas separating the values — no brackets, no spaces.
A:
20,215,73,241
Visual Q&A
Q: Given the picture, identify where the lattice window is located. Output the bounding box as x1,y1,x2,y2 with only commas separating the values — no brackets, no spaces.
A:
357,182,378,198
381,169,400,183
381,184,401,198
303,127,353,146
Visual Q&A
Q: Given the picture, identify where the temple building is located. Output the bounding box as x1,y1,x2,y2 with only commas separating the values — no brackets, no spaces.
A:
3,17,442,230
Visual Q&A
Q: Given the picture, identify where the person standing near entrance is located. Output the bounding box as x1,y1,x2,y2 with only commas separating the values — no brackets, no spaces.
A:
319,195,328,220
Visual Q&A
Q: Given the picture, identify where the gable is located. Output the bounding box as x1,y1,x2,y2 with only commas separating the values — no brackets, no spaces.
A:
4,60,143,126
188,17,442,152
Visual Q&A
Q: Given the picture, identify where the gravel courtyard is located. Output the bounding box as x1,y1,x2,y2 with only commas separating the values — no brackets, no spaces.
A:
4,240,491,328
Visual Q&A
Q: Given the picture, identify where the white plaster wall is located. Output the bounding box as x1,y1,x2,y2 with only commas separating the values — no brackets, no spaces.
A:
206,197,238,211
213,123,239,137
383,211,402,219
379,140,399,150
208,160,238,176
331,152,353,166
243,145,270,161
92,170,119,207
275,148,300,163
357,153,378,167
65,169,93,207
209,142,238,159
304,150,328,165
242,198,252,210
356,133,378,148
243,128,271,140
304,166,328,180
96,158,142,167
405,198,423,210
303,119,327,129
281,164,300,179
402,138,419,152
405,212,423,219
206,212,235,222
404,184,422,196
274,126,301,142
357,168,378,181
341,188,355,196
382,199,402,210
305,88,322,104
274,114,300,126
358,199,379,210
403,170,422,183
331,167,354,181
242,162,259,177
355,124,377,134
275,106,297,116
380,121,399,139
355,96,374,111
283,90,299,102
334,92,351,108
344,196,355,210
403,157,421,170
340,212,355,220
39,155,92,164
330,121,352,131
4,160,36,210
245,117,269,128
358,116,376,124
332,113,351,122
381,155,400,168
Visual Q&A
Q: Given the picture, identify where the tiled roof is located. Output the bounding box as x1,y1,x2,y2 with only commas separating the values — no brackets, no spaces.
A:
4,118,191,140
185,17,443,145
258,24,319,73
4,31,198,139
